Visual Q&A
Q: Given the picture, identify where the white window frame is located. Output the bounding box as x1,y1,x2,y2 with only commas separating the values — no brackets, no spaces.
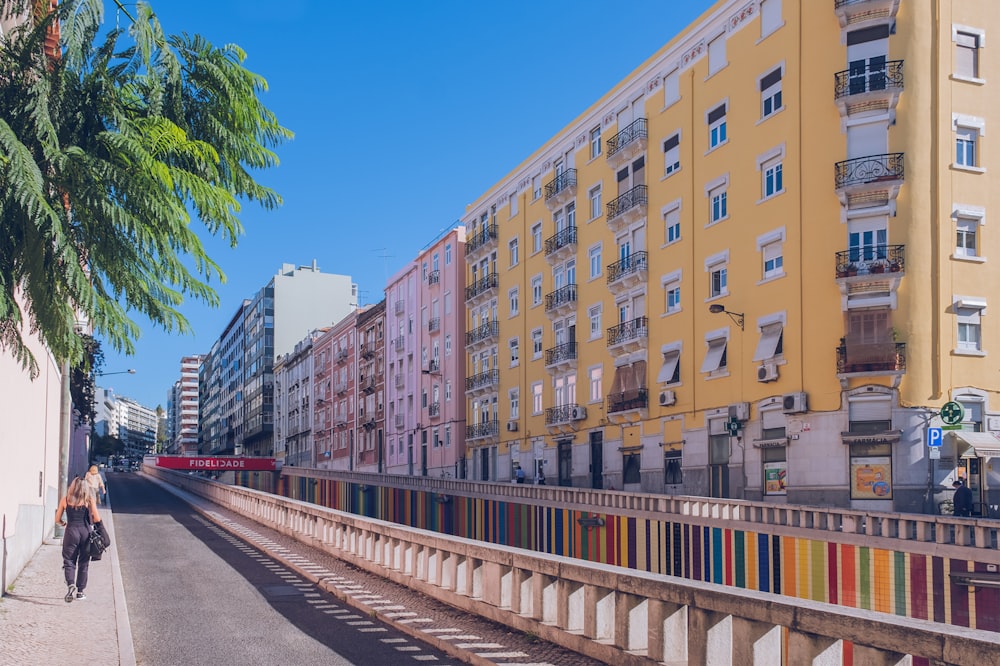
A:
531,274,543,306
508,287,519,317
588,365,603,403
700,329,730,377
705,250,730,301
661,269,682,315
662,199,682,246
531,328,543,359
707,32,727,76
509,337,520,366
953,26,985,83
663,132,680,176
952,205,986,261
656,342,682,385
752,312,786,362
532,175,542,200
509,191,518,217
509,237,519,267
757,227,786,282
760,0,783,39
531,382,543,415
589,304,602,340
759,66,783,119
589,184,602,220
954,297,986,355
509,388,519,419
705,174,730,225
588,243,602,279
953,114,985,172
590,126,601,159
707,102,728,150
663,67,680,108
531,222,543,254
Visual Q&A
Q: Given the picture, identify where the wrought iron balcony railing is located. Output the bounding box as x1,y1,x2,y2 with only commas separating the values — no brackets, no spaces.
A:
835,245,905,277
544,226,577,256
336,348,349,362
465,224,498,255
834,153,904,190
465,369,499,392
360,376,376,394
834,60,903,99
428,317,441,333
545,342,577,366
544,169,577,201
545,284,577,312
334,381,348,394
607,317,649,347
545,404,584,425
466,321,499,347
606,118,648,158
360,343,376,360
836,342,906,375
427,269,440,285
428,402,440,418
427,358,440,373
466,420,499,440
464,273,498,301
607,251,648,284
607,388,649,414
606,185,648,222
393,336,405,351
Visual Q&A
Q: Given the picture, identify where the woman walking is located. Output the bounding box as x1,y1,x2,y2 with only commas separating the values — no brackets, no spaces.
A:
84,464,106,505
55,477,100,602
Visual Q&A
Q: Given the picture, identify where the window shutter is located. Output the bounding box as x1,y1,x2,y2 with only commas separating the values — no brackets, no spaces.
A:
760,68,782,91
708,104,727,125
849,397,891,422
663,134,680,152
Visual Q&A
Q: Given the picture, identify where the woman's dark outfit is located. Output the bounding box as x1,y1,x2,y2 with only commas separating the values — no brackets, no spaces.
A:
62,504,91,593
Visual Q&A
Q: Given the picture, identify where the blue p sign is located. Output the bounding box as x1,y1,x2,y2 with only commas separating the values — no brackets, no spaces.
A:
927,427,944,448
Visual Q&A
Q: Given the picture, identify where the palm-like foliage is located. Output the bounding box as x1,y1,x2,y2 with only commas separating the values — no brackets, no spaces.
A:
0,0,291,376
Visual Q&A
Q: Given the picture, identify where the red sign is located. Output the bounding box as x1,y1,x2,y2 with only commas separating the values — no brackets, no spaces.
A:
154,456,276,471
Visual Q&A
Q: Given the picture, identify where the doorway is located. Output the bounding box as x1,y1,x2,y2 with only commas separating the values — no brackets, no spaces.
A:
590,431,603,489
558,439,572,486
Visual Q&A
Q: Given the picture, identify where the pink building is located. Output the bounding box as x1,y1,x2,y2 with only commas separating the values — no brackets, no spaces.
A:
312,312,358,469
355,301,386,472
385,228,467,478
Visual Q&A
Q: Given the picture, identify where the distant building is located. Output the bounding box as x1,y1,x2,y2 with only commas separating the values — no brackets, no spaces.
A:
274,330,325,467
313,309,364,470
355,301,386,473
166,355,203,455
95,388,157,458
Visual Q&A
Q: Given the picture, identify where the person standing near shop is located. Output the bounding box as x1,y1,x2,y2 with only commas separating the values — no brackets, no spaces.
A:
55,477,101,602
953,479,974,517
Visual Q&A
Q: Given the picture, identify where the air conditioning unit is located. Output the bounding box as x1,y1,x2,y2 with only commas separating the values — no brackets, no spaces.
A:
658,390,677,407
570,406,587,421
782,392,808,414
728,402,751,422
757,362,779,383
506,420,519,432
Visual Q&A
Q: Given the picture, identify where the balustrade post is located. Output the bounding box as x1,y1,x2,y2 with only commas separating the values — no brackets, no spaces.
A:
786,631,843,664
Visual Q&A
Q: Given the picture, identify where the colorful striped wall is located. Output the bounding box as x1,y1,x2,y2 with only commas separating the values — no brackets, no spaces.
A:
239,472,999,634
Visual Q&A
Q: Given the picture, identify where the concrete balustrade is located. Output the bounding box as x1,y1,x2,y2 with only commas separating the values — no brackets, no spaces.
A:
152,466,1000,664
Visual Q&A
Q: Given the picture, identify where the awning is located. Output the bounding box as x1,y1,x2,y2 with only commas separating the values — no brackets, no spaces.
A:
948,431,1000,459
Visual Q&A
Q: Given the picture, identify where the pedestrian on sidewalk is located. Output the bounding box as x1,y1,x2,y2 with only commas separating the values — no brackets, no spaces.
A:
85,464,106,505
953,479,974,517
55,477,101,602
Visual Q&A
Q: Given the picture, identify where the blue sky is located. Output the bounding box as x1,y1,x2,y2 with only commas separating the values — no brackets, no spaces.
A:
100,0,713,408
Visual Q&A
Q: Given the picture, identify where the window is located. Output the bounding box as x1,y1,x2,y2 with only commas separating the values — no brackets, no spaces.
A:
709,184,728,223
955,126,978,167
509,238,519,266
700,335,728,375
509,338,520,366
587,365,604,402
663,68,680,107
706,252,729,299
509,389,519,419
763,159,783,198
589,244,602,279
531,328,543,358
589,305,602,339
955,299,986,353
711,267,727,297
662,270,681,314
531,275,542,306
708,104,727,148
760,0,781,38
656,345,681,384
760,236,784,279
444,291,452,314
956,217,979,257
508,287,519,316
531,223,542,253
753,320,784,361
708,33,726,75
509,192,518,217
445,380,452,402
590,126,601,159
589,185,602,220
760,68,782,119
663,203,681,245
532,175,541,200
955,29,982,80
663,134,680,175
664,450,683,485
531,382,543,414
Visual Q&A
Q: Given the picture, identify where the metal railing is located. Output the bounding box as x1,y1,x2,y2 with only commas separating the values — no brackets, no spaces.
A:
607,317,648,347
427,269,440,285
428,402,440,418
606,117,647,158
394,373,405,388
393,336,405,352
359,343,376,359
545,342,577,367
544,169,577,201
606,185,648,222
545,404,583,425
465,224,498,255
836,342,906,374
607,251,648,284
465,321,499,347
466,420,499,439
607,388,649,414
834,153,904,189
464,273,498,301
428,317,440,333
465,369,499,392
544,225,577,256
835,245,905,277
834,60,903,99
544,283,577,312
427,358,440,373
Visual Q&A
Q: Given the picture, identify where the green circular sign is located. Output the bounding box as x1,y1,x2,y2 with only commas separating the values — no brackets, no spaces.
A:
941,401,965,425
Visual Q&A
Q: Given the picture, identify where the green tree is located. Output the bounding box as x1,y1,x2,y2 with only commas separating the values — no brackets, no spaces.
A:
91,431,125,458
0,0,291,376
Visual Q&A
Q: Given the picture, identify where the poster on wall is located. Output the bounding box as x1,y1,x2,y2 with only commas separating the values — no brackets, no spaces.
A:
851,456,893,499
763,461,787,495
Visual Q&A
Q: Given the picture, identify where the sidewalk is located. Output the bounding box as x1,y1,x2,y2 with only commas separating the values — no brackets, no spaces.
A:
0,506,135,666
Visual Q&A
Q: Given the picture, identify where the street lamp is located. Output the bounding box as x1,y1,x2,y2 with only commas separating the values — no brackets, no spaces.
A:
708,303,744,331
96,368,137,377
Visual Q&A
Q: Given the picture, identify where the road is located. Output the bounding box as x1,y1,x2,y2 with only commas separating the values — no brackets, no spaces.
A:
110,472,459,665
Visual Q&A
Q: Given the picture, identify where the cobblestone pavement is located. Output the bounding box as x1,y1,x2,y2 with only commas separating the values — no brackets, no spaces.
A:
155,478,609,666
0,508,136,666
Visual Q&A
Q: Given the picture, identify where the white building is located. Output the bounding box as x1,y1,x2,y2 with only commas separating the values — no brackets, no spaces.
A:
167,355,202,455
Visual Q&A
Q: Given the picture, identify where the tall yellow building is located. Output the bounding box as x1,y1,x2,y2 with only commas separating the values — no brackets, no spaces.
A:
463,0,999,513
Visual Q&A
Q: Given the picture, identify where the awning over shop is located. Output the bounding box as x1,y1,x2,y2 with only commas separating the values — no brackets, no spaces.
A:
948,431,1000,459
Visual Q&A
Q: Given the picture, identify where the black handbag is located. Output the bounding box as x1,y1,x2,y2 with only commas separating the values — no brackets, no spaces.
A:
88,521,110,560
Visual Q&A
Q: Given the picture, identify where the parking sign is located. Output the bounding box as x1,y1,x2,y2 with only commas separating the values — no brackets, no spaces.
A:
927,427,943,448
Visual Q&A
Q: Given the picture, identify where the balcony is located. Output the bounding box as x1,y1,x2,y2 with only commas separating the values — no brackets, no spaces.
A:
394,413,405,430
606,118,648,170
607,388,649,415
360,342,376,360
394,299,405,315
834,153,903,207
336,348,349,363
426,358,440,374
393,336,405,352
362,417,376,431
607,317,648,355
544,226,577,264
334,381,348,395
427,269,440,285
835,244,905,297
428,402,440,419
466,321,499,349
394,373,405,388
465,369,499,394
607,252,648,294
334,411,348,426
836,341,906,378
544,169,577,211
834,60,903,117
606,185,648,231
466,419,499,441
833,0,900,29
544,284,577,317
545,404,586,427
545,342,577,372
360,375,376,394
465,273,498,304
465,224,498,259
428,317,441,334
